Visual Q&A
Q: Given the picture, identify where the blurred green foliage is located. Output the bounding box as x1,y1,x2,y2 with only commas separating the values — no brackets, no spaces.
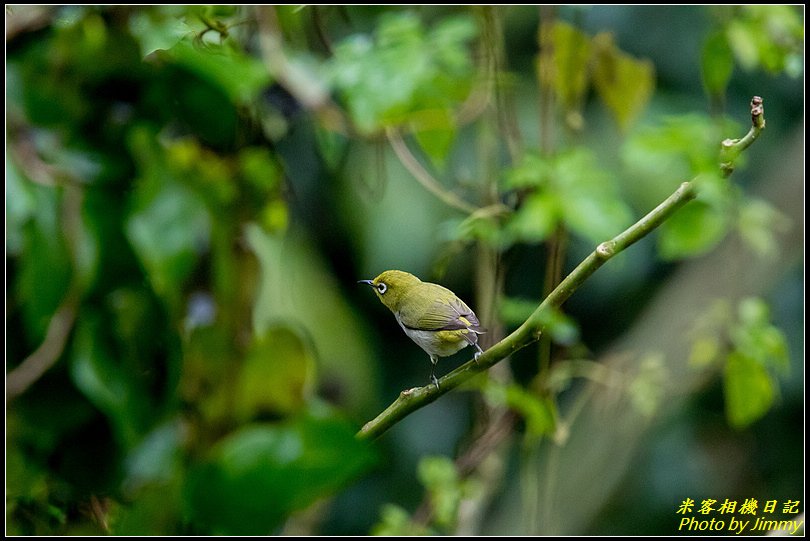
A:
689,297,789,429
6,5,803,536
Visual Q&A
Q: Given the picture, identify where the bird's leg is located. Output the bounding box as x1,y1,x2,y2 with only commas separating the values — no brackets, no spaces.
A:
473,343,484,365
429,355,440,390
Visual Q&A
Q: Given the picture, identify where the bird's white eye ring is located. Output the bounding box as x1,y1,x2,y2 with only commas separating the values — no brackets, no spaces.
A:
377,283,387,294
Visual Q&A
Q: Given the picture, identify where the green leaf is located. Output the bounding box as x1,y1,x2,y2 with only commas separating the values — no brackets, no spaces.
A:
314,127,349,170
688,336,721,368
128,9,191,57
502,300,580,346
627,353,667,418
737,296,769,326
413,108,456,168
126,179,210,309
165,138,238,205
166,39,271,104
554,148,634,243
725,6,804,76
11,182,72,343
503,152,554,190
445,212,510,249
483,381,556,438
499,296,539,327
560,190,633,245
506,148,633,245
371,504,431,536
430,15,478,72
329,11,476,134
731,297,790,373
506,192,559,244
246,224,378,415
122,420,184,494
234,326,316,419
539,21,591,118
592,33,655,131
417,456,462,528
112,478,183,536
125,128,212,311
736,197,790,257
69,312,147,447
536,306,580,346
657,200,729,260
724,351,775,429
184,409,377,535
701,30,735,97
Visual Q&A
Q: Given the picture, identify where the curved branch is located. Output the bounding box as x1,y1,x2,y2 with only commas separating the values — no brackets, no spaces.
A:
358,96,766,440
7,288,80,401
386,127,479,214
720,95,766,176
254,6,347,134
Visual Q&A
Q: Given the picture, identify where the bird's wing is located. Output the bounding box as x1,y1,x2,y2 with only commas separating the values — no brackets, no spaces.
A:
401,288,482,332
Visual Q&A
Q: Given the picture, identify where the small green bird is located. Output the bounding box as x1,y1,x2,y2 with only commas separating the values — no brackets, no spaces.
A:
359,270,484,389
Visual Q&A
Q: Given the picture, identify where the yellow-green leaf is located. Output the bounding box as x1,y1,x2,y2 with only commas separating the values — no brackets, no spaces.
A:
538,21,591,118
592,33,655,131
724,351,775,429
234,326,316,419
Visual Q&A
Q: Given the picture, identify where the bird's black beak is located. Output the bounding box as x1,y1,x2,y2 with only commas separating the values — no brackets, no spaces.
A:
358,280,374,287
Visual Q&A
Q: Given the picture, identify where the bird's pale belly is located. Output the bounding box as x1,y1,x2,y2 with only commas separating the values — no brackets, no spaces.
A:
400,326,473,357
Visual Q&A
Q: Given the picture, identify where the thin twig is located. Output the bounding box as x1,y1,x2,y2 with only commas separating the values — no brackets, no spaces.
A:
7,124,85,402
385,127,479,214
254,6,346,133
720,96,766,176
7,288,80,401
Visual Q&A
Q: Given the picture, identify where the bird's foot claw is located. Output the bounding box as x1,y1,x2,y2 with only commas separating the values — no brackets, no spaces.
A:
430,374,440,390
